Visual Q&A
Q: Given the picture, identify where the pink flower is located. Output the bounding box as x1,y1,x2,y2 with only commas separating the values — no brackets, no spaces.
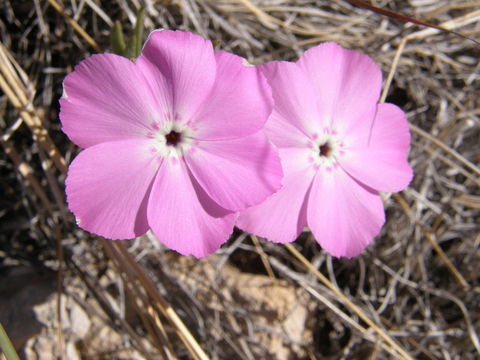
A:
60,30,282,257
237,43,413,258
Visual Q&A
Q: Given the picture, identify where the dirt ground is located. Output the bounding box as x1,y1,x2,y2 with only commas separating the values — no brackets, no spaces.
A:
0,1,479,359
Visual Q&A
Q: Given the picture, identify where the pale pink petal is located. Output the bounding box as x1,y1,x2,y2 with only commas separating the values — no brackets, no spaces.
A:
237,165,314,244
65,139,159,239
185,132,283,212
263,110,313,149
278,147,315,175
147,159,234,257
297,43,382,133
191,51,273,140
140,30,216,123
338,103,413,192
307,168,385,258
60,54,166,148
260,61,321,147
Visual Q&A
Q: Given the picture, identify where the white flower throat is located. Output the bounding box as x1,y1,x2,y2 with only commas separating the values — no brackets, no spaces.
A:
308,128,345,171
148,121,194,159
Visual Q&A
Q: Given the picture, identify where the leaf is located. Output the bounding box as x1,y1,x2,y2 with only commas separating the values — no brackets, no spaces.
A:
133,8,145,57
111,21,126,56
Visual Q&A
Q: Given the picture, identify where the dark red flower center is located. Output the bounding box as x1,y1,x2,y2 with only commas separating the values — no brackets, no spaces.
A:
165,130,182,146
319,142,331,157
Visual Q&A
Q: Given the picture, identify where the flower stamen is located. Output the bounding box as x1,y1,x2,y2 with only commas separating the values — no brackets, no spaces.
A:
149,121,194,159
165,130,182,146
308,129,344,171
319,142,331,157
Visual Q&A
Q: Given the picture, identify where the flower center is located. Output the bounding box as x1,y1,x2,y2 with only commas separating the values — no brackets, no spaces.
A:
148,121,194,159
308,128,345,171
319,142,331,157
165,130,182,146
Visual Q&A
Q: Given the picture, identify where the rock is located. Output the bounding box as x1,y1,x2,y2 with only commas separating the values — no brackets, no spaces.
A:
0,266,56,351
164,254,313,359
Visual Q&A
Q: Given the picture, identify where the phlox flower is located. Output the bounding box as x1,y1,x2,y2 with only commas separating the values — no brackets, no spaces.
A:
60,30,282,257
237,43,413,258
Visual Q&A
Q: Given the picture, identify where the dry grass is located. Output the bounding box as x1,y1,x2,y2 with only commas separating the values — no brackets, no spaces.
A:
0,0,479,359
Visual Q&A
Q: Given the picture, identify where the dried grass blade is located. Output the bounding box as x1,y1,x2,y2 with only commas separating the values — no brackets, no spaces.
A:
46,0,101,52
102,240,173,359
270,257,404,358
424,231,469,289
149,306,179,360
237,0,330,36
54,225,66,359
65,255,154,357
406,9,480,41
285,243,413,360
237,0,278,30
250,235,275,279
0,45,68,174
410,124,480,177
111,241,210,360
345,0,479,44
392,194,470,289
0,128,53,213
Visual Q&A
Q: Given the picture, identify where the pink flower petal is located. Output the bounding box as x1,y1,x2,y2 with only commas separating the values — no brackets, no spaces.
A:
191,51,273,140
263,112,311,149
60,54,166,148
338,103,413,192
140,30,216,123
185,132,283,212
260,61,321,147
147,159,234,257
237,163,314,243
307,168,385,258
65,139,159,239
297,42,382,134
278,147,314,175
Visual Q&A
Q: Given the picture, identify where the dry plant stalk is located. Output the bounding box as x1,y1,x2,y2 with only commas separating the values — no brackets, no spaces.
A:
285,243,414,360
0,128,53,213
46,0,101,52
0,44,67,175
103,240,210,360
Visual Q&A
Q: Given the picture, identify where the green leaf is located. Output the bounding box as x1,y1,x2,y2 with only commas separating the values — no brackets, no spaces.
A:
133,7,145,57
125,37,136,60
111,21,126,56
0,323,20,360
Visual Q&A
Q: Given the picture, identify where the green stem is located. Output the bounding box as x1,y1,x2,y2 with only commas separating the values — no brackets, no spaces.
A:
111,21,126,56
133,7,145,57
0,323,20,360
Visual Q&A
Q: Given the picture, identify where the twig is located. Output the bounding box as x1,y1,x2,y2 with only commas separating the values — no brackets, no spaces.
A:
409,124,480,177
0,127,53,213
285,243,414,360
105,240,210,360
250,235,275,279
0,44,68,174
54,225,66,359
46,0,101,52
270,257,404,359
392,193,470,289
